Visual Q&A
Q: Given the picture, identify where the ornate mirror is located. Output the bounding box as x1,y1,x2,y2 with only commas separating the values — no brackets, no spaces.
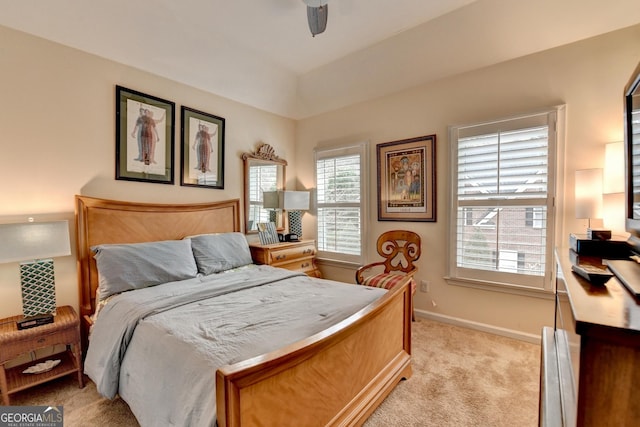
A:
243,143,287,234
624,60,640,249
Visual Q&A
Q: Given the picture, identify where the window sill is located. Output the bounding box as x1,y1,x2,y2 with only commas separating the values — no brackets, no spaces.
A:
316,257,361,270
444,276,555,299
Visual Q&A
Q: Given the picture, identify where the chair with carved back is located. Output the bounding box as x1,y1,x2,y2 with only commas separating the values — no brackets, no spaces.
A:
355,230,421,319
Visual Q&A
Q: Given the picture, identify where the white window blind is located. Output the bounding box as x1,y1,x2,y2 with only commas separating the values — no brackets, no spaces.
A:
315,143,367,263
631,108,640,218
247,164,278,228
449,109,560,291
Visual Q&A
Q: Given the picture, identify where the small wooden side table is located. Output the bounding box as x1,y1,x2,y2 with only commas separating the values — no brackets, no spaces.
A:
0,305,84,405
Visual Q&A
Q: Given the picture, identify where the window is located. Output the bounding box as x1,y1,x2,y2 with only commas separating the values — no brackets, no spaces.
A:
463,207,474,226
448,108,562,291
525,207,545,229
315,142,367,264
247,163,279,228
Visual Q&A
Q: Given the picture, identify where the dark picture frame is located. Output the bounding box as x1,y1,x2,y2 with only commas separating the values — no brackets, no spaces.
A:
377,134,437,222
115,86,175,184
180,106,225,189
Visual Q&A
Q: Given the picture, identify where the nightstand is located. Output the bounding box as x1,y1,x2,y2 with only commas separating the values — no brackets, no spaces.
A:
250,239,322,278
0,305,84,405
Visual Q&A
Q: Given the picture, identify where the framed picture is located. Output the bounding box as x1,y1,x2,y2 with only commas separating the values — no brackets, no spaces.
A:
180,106,225,189
257,222,279,245
115,86,175,184
377,134,437,222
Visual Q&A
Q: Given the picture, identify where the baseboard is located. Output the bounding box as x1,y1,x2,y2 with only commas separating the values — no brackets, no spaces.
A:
414,309,541,345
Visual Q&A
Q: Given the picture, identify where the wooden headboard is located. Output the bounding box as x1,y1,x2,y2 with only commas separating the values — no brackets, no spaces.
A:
75,195,241,323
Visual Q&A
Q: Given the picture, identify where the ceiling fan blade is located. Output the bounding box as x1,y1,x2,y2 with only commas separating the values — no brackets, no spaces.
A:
307,4,328,37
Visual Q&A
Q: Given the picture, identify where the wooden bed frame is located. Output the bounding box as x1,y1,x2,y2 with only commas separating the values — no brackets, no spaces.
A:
75,195,412,427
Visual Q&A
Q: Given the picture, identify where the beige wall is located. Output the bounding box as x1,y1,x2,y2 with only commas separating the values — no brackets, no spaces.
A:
1,22,639,338
0,26,296,318
295,24,640,337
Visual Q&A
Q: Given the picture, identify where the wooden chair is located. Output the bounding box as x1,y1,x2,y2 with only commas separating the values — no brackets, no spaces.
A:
355,230,421,319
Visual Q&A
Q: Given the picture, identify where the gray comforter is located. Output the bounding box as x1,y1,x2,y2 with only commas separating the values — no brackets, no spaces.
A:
84,264,386,427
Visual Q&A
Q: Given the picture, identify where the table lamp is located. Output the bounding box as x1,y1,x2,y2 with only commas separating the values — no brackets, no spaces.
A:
0,220,71,328
282,191,310,238
602,141,625,234
262,190,281,224
575,169,608,239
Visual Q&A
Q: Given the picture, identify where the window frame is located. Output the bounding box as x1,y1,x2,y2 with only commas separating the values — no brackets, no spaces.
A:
314,142,368,265
446,107,564,296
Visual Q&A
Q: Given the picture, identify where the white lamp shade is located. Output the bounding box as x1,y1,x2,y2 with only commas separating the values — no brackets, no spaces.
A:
262,191,281,209
281,191,310,211
603,193,626,233
603,141,624,194
575,169,603,219
0,220,71,264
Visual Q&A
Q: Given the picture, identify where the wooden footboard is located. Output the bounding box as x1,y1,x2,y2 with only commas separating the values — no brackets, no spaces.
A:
216,279,412,427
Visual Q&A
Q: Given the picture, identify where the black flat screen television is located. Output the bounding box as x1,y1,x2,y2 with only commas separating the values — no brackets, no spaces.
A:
624,60,640,253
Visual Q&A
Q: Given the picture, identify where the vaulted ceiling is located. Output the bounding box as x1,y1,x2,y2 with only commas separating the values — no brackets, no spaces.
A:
1,0,639,118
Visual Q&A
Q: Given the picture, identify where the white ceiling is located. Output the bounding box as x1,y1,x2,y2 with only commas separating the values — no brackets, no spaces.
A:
1,0,639,119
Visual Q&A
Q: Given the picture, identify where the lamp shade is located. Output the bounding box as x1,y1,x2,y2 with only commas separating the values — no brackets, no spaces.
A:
575,169,603,219
603,192,626,233
281,191,310,211
262,191,281,209
603,141,624,194
0,220,71,264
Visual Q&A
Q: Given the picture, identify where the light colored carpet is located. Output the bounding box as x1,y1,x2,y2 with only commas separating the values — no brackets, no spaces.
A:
11,319,540,426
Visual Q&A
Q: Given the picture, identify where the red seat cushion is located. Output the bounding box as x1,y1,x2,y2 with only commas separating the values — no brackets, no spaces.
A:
360,273,416,294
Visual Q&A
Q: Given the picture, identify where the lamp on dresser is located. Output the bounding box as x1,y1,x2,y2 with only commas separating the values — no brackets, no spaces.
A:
602,141,626,234
282,190,310,238
575,168,608,239
0,219,71,329
262,190,281,224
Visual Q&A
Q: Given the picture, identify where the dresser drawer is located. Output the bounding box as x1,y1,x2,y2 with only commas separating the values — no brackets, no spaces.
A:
0,326,79,362
275,257,316,273
267,244,316,264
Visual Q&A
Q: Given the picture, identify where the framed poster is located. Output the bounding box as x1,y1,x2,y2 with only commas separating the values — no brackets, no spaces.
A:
115,85,175,184
180,106,225,189
377,134,436,222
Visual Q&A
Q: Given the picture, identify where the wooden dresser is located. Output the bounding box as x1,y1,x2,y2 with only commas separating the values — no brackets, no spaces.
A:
540,248,640,426
249,239,321,278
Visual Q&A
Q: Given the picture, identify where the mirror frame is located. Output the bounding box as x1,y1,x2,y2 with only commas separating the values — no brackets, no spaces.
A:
624,60,640,251
242,143,287,234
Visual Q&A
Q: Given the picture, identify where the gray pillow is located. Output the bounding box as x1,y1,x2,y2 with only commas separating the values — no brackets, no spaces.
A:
190,232,253,275
92,239,198,300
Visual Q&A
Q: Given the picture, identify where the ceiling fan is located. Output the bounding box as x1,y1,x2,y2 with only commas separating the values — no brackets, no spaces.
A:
302,0,329,37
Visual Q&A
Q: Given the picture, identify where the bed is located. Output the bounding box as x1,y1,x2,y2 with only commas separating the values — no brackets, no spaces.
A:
75,195,412,427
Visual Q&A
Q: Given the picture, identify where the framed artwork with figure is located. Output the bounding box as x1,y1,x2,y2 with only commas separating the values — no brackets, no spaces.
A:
115,85,175,184
180,106,225,189
377,134,436,222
